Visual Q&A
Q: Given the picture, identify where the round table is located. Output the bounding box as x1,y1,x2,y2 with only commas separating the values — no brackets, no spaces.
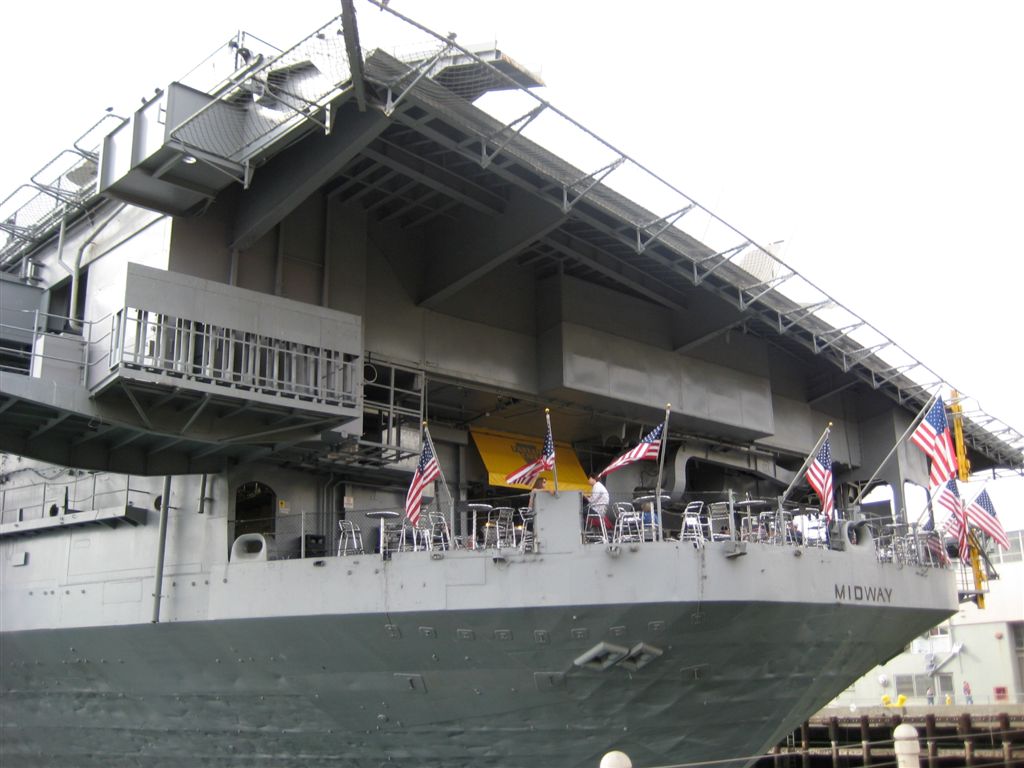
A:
732,501,771,542
633,494,671,505
733,499,772,511
467,503,493,547
633,495,670,540
365,510,401,556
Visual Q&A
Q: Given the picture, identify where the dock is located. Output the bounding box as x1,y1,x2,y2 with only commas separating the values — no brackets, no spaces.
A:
756,706,1023,766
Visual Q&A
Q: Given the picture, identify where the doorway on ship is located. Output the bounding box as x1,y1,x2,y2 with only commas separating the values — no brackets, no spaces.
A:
233,481,277,541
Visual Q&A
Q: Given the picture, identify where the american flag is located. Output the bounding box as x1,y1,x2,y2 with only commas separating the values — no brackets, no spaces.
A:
922,531,950,566
505,421,556,487
920,512,950,566
601,423,663,477
405,437,440,526
910,397,958,487
805,434,834,523
965,489,1010,549
935,479,968,560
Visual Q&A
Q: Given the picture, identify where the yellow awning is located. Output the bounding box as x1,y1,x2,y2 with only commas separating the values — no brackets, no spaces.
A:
470,427,590,491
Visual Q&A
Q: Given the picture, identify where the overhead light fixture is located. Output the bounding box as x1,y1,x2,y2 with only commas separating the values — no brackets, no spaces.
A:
182,155,198,165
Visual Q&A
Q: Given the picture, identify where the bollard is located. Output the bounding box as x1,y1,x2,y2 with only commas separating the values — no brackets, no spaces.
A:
894,723,921,768
599,751,632,768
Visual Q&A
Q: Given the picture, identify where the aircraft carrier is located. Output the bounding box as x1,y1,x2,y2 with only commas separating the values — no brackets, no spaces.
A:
1,2,1021,766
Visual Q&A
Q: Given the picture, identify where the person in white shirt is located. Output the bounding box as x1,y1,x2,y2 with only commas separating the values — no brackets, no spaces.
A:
584,473,613,533
585,474,609,510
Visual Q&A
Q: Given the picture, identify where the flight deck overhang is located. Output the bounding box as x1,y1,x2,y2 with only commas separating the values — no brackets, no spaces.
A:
3,3,1022,475
98,85,241,216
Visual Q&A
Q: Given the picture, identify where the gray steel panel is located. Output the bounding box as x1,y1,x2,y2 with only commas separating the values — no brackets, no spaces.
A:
424,312,536,392
560,273,674,350
124,264,361,351
0,278,43,346
558,323,774,437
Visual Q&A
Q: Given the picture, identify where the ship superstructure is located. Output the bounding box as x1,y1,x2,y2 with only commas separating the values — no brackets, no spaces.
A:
1,3,1021,767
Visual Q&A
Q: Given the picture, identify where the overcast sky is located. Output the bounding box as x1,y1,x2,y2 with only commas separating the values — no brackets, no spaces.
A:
2,0,1021,527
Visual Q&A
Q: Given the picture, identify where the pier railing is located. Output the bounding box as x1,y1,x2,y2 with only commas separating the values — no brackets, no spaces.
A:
760,710,1023,767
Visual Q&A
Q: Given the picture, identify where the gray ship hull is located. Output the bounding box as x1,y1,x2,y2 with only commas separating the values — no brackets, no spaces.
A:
1,600,948,768
2,492,956,767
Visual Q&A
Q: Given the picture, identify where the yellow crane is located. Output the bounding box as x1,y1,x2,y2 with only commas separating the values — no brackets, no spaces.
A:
949,390,986,608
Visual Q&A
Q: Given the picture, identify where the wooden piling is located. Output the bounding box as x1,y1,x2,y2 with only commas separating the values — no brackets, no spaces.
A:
800,721,810,768
829,716,840,768
925,713,937,768
998,712,1011,768
860,713,872,767
958,712,973,766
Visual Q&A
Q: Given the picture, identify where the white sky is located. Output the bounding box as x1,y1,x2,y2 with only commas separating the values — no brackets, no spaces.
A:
2,0,1022,528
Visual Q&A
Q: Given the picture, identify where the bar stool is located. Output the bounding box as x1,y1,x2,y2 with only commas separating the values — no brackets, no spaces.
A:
680,501,705,546
584,504,609,543
337,520,363,555
427,510,451,550
489,507,515,549
612,502,642,543
516,507,535,551
480,510,501,549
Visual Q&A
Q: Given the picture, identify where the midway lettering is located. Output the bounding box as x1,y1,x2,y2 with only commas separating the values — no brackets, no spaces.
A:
834,584,893,603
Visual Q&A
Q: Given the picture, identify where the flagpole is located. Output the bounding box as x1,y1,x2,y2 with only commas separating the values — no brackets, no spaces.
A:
850,390,940,508
779,423,832,507
422,422,454,539
653,403,671,542
912,495,940,529
545,408,559,495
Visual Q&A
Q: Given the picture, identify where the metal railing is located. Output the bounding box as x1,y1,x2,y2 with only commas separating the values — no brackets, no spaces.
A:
0,472,155,526
0,309,93,382
3,305,360,409
874,526,952,569
221,491,947,565
105,306,359,406
0,114,125,270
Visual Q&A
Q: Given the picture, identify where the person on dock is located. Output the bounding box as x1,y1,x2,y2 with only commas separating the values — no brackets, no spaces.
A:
926,687,934,705
963,680,973,704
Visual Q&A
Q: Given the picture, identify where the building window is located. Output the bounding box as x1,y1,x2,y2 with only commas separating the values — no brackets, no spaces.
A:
896,673,952,697
911,623,952,654
894,675,914,696
996,531,1022,563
